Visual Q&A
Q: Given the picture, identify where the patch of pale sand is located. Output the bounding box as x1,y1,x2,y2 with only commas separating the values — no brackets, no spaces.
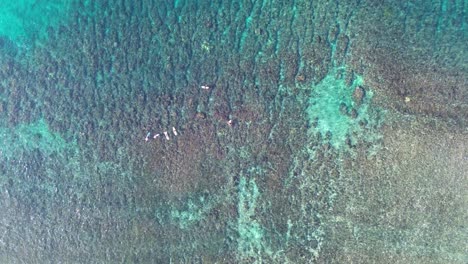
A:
319,113,468,264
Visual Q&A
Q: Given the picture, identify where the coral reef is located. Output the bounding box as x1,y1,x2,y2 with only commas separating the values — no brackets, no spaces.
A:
0,0,466,263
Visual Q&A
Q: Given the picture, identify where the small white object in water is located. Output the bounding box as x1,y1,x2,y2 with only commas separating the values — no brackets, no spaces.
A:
163,131,170,140
172,127,178,136
145,132,151,142
201,85,210,90
153,133,160,139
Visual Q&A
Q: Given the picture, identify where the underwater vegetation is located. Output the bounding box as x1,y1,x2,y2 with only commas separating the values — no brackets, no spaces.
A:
0,0,466,263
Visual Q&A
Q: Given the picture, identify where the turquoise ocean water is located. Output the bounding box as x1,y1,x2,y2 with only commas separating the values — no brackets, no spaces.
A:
0,0,466,263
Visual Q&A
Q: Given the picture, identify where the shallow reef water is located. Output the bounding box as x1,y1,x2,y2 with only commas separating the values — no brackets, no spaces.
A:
0,0,466,263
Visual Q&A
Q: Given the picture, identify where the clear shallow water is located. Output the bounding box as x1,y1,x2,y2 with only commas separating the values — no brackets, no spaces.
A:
0,0,466,263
